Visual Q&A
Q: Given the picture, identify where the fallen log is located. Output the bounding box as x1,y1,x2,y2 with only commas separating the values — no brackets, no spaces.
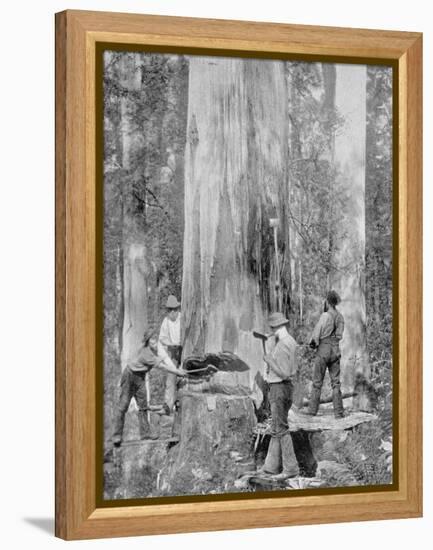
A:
288,408,377,432
254,409,377,436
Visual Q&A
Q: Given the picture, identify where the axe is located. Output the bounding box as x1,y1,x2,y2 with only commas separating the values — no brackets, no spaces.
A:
252,331,270,354
269,216,282,311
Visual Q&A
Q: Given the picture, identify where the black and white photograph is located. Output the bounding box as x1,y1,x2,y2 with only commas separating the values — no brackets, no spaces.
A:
102,51,393,500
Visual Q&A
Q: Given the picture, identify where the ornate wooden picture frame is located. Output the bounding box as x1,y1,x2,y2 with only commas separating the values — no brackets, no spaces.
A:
55,10,422,540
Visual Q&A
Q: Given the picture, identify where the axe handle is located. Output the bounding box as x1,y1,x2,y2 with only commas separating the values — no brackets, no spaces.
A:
260,340,270,375
273,225,282,310
145,374,151,422
253,331,268,354
186,365,218,376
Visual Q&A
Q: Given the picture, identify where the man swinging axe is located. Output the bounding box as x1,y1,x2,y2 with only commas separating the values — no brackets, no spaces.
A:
112,328,186,447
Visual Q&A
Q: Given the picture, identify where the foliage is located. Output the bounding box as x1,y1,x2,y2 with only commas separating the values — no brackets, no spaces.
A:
364,66,394,451
104,51,188,328
365,65,393,373
285,62,350,337
284,63,394,489
316,420,393,488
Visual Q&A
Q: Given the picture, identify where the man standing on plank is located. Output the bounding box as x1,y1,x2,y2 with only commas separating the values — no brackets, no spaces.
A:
261,312,299,479
307,290,345,418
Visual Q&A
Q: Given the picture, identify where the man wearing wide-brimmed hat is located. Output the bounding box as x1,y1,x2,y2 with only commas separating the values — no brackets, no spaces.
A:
158,295,182,414
112,328,186,446
307,290,345,418
261,312,299,479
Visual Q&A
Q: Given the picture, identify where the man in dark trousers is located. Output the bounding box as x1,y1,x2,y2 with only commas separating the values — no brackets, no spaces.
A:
308,290,345,418
112,328,186,446
261,312,299,479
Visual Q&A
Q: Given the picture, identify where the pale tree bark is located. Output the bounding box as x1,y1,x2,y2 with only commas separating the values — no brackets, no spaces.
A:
103,51,126,445
121,243,149,367
119,53,149,369
322,64,337,291
182,57,290,403
332,64,368,389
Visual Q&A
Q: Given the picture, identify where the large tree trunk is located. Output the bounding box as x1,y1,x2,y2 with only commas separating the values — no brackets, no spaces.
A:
103,52,127,447
109,53,150,441
182,57,290,403
120,244,149,367
332,64,368,389
119,54,149,369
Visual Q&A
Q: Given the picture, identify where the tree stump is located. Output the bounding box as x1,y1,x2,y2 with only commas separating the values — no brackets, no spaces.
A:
159,392,257,496
111,439,178,500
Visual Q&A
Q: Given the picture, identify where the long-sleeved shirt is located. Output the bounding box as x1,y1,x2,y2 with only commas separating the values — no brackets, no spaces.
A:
310,309,344,345
157,315,181,362
128,345,177,373
265,330,298,383
128,345,163,373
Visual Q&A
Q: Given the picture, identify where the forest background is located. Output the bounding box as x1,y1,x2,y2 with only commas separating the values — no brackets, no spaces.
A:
103,53,393,488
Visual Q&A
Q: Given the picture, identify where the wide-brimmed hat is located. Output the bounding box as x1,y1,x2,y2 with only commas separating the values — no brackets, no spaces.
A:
166,295,181,309
268,312,289,328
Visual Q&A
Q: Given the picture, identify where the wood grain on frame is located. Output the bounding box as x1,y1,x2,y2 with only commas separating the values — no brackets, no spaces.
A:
55,10,422,540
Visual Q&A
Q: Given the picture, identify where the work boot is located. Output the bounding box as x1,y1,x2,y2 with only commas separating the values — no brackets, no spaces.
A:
281,433,299,477
299,464,318,478
138,410,158,440
332,388,344,418
112,409,126,447
308,387,321,415
292,431,318,477
262,437,282,474
271,472,292,481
